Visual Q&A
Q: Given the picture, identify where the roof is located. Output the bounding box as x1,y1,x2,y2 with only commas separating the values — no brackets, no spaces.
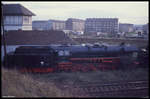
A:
2,30,76,45
119,23,134,26
2,4,35,16
32,20,48,23
67,18,85,22
49,19,66,23
32,20,66,24
86,18,118,21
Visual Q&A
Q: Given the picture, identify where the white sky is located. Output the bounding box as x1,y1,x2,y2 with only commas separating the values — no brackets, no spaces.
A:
2,1,149,24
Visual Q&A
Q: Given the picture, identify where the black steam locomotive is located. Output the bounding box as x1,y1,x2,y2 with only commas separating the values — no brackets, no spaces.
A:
3,43,149,73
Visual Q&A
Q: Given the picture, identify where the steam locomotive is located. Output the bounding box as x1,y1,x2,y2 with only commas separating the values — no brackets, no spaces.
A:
3,43,149,73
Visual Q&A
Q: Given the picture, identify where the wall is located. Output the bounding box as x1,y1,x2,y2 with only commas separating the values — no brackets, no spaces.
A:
4,16,23,25
32,21,53,30
66,19,85,32
85,18,118,35
4,26,22,30
4,16,32,30
51,21,65,30
119,24,134,33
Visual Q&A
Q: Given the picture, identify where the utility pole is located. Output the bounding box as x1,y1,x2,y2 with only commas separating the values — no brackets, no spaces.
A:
1,3,7,66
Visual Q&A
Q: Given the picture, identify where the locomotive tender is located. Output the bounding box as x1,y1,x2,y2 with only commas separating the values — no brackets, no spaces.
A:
3,43,147,73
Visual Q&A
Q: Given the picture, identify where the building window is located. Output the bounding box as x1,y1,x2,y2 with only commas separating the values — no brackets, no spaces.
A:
23,16,29,24
4,16,9,24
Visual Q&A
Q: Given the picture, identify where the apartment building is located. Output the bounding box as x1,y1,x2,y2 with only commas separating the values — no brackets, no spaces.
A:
32,19,65,31
119,23,134,33
49,20,65,30
143,23,149,35
32,20,51,30
66,18,85,32
85,18,118,35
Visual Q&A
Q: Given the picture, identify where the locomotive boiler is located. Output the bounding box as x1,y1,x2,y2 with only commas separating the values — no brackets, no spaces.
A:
3,43,148,73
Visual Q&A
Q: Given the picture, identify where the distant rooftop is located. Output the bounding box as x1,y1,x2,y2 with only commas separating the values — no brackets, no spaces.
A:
119,23,134,25
2,4,35,16
67,18,85,22
32,20,66,23
32,20,48,23
86,18,118,20
48,19,66,23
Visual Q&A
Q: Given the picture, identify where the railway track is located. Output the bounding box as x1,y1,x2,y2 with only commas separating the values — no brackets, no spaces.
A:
55,80,149,97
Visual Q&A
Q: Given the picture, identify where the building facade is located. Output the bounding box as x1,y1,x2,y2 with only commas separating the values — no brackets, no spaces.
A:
119,23,134,33
66,18,85,32
49,20,66,30
32,20,66,31
85,18,118,35
32,21,51,30
143,23,149,35
3,4,35,31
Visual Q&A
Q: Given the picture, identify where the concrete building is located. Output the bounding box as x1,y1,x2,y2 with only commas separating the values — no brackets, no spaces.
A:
66,18,85,33
32,20,51,30
119,23,134,33
143,23,149,35
32,19,65,31
3,4,35,31
85,18,118,36
134,25,143,32
49,20,65,31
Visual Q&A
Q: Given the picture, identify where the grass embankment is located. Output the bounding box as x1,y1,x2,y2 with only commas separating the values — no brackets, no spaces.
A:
2,67,148,97
2,68,72,97
30,68,149,84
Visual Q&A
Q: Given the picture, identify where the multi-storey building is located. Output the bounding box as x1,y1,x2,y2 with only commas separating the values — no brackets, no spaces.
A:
66,18,85,32
143,23,149,35
119,23,134,33
49,20,65,30
32,20,51,30
85,18,118,35
3,4,35,31
32,19,65,31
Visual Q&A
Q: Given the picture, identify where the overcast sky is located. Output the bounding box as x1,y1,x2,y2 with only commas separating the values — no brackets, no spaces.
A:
2,1,149,25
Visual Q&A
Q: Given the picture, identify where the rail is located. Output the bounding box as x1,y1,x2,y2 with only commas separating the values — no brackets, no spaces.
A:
55,80,149,97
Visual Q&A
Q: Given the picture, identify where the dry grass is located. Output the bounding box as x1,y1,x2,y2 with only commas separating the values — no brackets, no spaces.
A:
2,68,72,97
2,67,148,97
30,68,149,84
